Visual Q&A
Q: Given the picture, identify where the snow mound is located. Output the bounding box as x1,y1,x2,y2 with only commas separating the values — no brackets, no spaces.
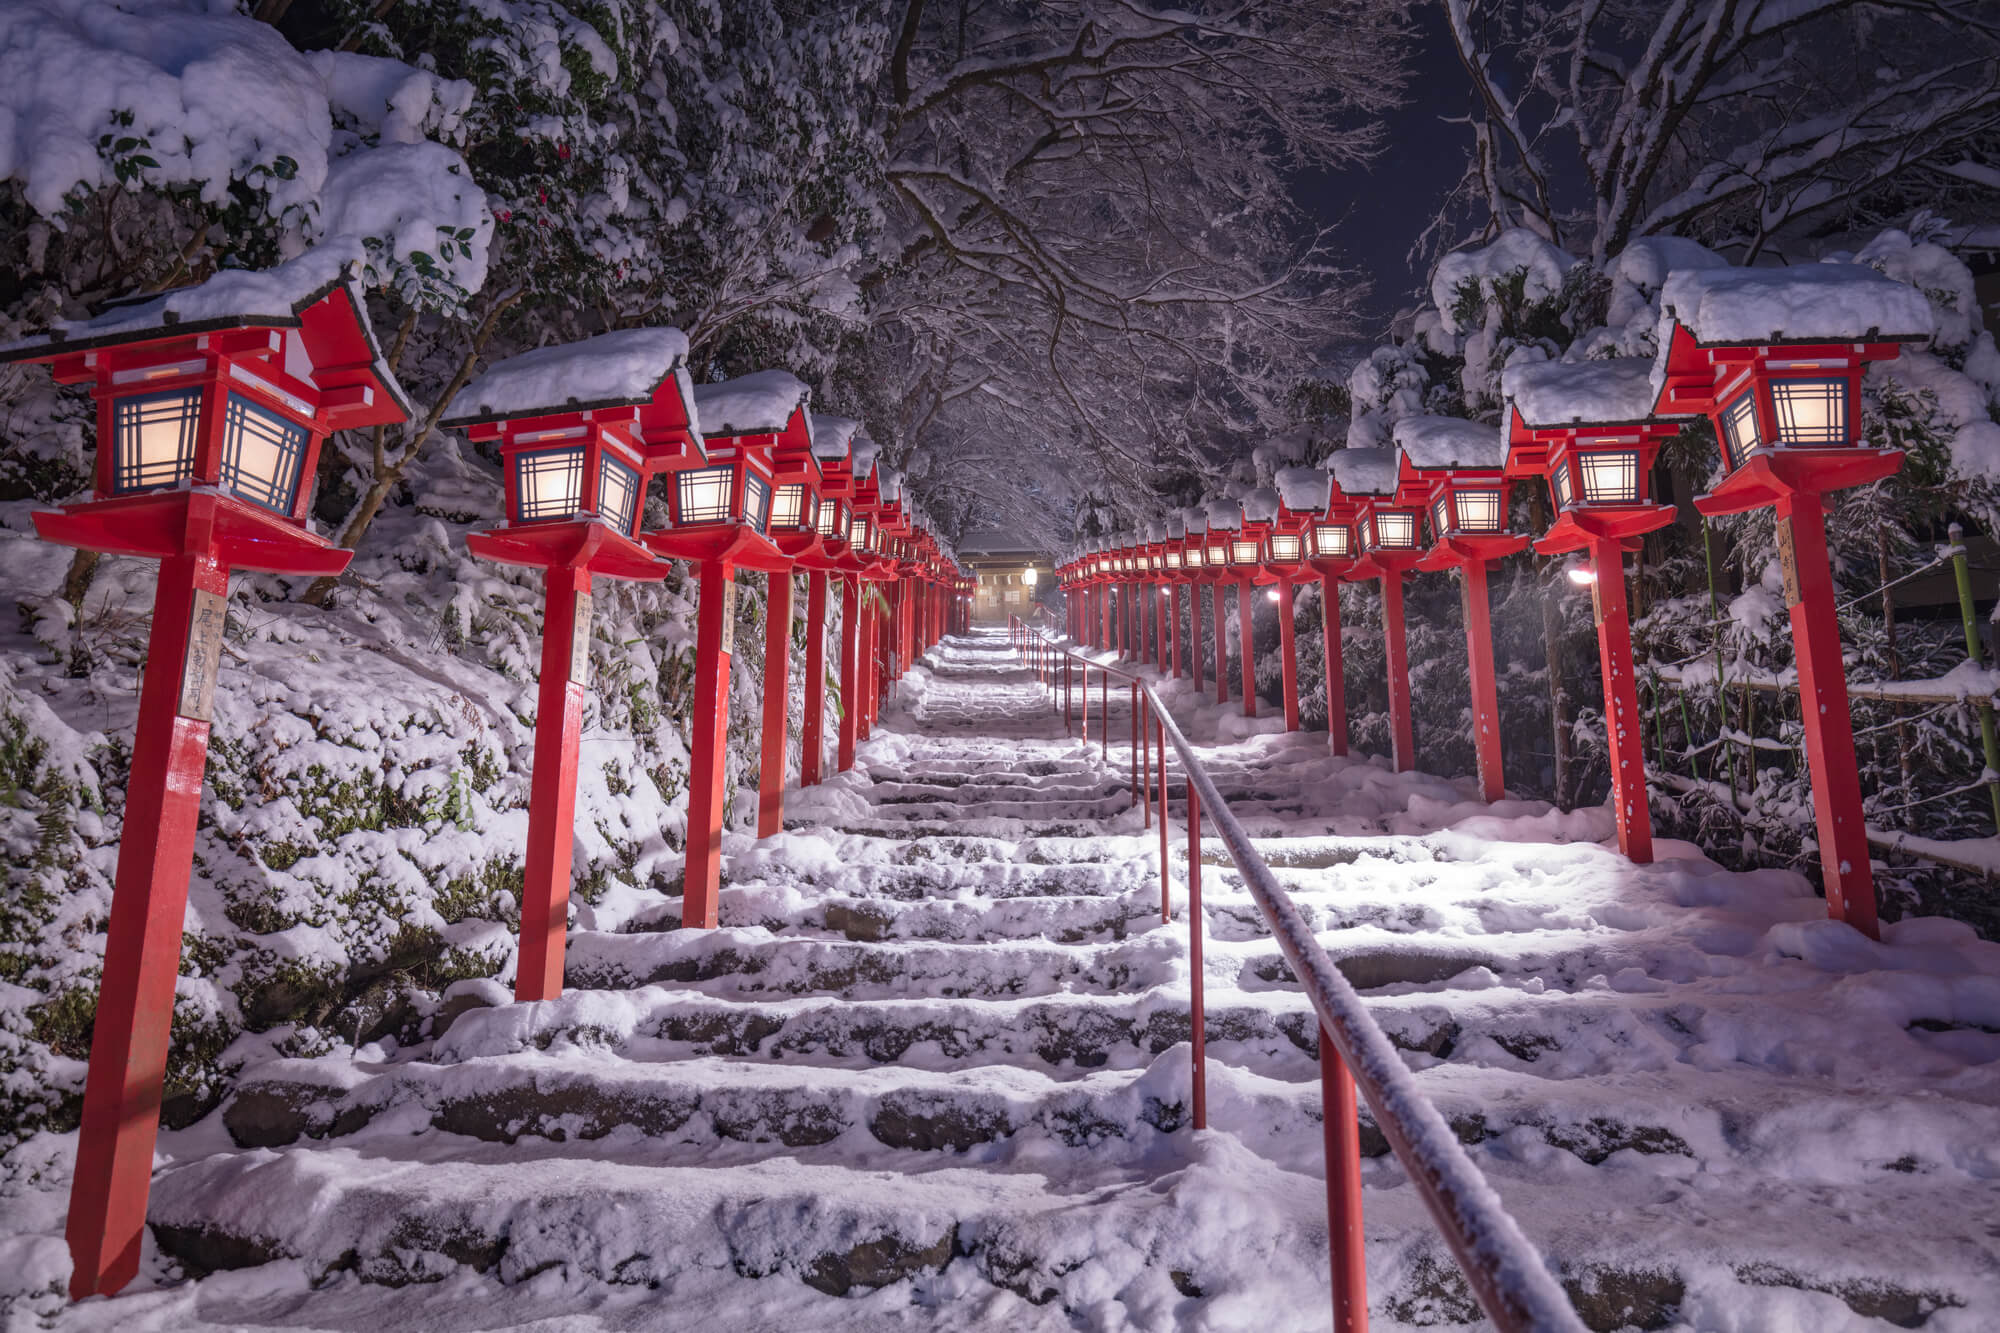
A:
1502,357,1661,427
1660,263,1934,346
1274,466,1331,514
809,415,859,462
1242,487,1281,523
693,369,809,437
1607,237,1729,330
850,436,879,480
1182,505,1208,534
308,49,473,148
1203,499,1242,530
1392,415,1504,470
1432,228,1578,335
1326,447,1397,497
447,327,690,424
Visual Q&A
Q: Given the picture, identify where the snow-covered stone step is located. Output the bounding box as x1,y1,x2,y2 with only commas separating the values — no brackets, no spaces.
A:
795,813,1125,840
562,925,1180,999
725,858,1152,904
833,796,1136,825
799,891,1160,944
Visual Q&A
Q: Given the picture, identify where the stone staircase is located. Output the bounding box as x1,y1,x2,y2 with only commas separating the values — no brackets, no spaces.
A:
130,630,2000,1330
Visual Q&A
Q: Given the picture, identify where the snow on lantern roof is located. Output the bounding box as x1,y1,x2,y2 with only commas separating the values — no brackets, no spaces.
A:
692,369,810,437
1502,357,1662,428
1242,487,1282,523
1183,506,1208,535
1392,415,1506,471
850,436,881,480
1166,512,1186,539
810,414,860,461
1657,263,1934,348
445,327,693,426
879,467,905,503
1275,466,1333,513
1326,447,1398,497
1145,520,1167,543
1204,499,1243,530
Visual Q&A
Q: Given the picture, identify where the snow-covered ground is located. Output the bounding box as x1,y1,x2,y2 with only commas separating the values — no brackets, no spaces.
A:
4,628,1998,1331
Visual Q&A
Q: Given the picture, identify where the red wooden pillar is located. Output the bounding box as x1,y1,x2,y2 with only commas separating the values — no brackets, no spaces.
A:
756,570,794,837
1321,1034,1368,1333
1212,583,1230,704
1777,494,1878,936
1587,538,1652,864
802,572,828,786
838,577,860,769
1322,582,1348,756
1237,582,1257,717
1461,561,1505,803
1190,585,1204,693
1382,573,1415,771
516,562,592,1001
684,560,737,928
1155,585,1168,671
1277,580,1300,732
1169,584,1183,678
66,548,228,1300
1101,584,1112,649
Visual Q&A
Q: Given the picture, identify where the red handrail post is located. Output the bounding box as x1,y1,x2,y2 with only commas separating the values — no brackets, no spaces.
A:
1322,1029,1369,1333
1187,779,1207,1130
1101,671,1109,758
1157,714,1170,923
1237,580,1257,718
1141,696,1152,828
1587,536,1654,864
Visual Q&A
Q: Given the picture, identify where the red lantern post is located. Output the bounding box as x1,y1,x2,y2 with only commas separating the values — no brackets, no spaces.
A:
445,328,701,999
1334,450,1424,771
1505,357,1686,864
798,416,860,787
1395,417,1528,803
0,262,409,1299
1303,492,1361,757
1655,264,1934,938
1266,480,1321,733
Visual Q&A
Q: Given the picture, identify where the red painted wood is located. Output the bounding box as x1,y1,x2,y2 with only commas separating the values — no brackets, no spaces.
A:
801,572,827,787
1588,537,1653,865
1322,581,1348,757
1777,494,1880,938
1462,561,1506,803
1169,584,1184,678
1187,781,1207,1131
1382,573,1415,772
1278,580,1300,732
1321,1031,1369,1333
66,549,229,1300
1190,585,1205,693
838,577,859,772
683,560,735,928
1238,582,1257,718
515,564,591,1001
1213,583,1230,705
756,570,794,838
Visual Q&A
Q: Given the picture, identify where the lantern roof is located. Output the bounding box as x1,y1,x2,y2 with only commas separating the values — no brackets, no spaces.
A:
1392,415,1505,472
1242,486,1282,523
851,436,881,482
1204,499,1242,530
446,327,695,431
810,414,861,461
1655,263,1934,350
1275,466,1332,513
1182,506,1208,535
1165,512,1186,539
1325,447,1398,497
1502,357,1660,429
1145,519,1167,543
0,252,411,428
879,467,905,503
692,369,811,448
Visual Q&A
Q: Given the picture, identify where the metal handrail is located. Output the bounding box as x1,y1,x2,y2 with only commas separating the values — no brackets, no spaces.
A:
1007,616,1584,1333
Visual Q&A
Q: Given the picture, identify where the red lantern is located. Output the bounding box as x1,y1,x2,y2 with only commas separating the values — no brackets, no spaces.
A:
1654,263,1934,938
0,260,408,1301
1331,448,1420,770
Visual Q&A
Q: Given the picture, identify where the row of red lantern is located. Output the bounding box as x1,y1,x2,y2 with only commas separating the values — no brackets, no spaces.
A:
0,265,975,1301
1053,262,1936,954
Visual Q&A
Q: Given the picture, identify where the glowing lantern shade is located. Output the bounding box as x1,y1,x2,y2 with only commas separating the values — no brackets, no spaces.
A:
1653,263,1934,939
1393,415,1526,803
1504,357,1686,865
0,258,411,1302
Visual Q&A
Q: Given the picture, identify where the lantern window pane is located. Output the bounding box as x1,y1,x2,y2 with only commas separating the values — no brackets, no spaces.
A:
816,499,846,537
597,453,641,535
1269,533,1303,561
112,389,201,494
744,473,772,531
1456,488,1503,532
1375,512,1416,549
1164,550,1181,568
849,516,870,548
1771,378,1846,446
1185,546,1204,567
771,482,809,530
1432,497,1451,538
1720,392,1762,470
1551,460,1574,509
1314,524,1350,556
220,393,310,514
516,445,587,521
1231,539,1259,564
676,465,734,525
1577,451,1639,505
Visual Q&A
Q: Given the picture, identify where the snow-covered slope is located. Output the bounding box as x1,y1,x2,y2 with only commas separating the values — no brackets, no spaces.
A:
4,630,1997,1330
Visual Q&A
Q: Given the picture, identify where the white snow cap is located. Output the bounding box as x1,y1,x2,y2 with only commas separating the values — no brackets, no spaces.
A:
809,415,860,461
1182,506,1208,535
1166,512,1186,539
693,369,810,436
1393,415,1506,471
878,467,904,503
850,436,880,480
1242,486,1282,523
1145,520,1167,543
1503,358,1662,427
1275,466,1332,513
1204,499,1242,530
1326,447,1398,497
449,327,691,424
1659,263,1935,346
